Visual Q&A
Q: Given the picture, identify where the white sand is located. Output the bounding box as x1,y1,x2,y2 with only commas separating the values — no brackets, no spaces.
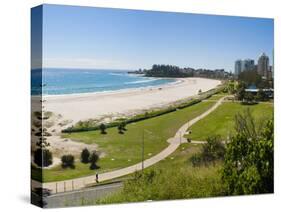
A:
44,78,221,124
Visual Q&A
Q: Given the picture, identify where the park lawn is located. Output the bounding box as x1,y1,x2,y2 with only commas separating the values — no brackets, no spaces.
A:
40,100,217,182
206,93,228,101
97,143,224,204
188,102,274,141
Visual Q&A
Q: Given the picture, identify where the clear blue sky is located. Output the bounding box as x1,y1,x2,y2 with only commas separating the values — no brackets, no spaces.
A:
34,4,274,72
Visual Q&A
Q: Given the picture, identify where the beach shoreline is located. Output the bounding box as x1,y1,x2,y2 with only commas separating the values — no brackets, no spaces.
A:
42,77,222,124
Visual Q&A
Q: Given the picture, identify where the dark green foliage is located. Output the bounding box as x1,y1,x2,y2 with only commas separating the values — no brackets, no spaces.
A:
99,123,106,134
236,82,246,101
190,136,225,166
238,70,262,87
89,151,100,170
222,110,273,195
117,125,124,134
81,148,90,163
242,92,256,105
201,136,226,165
145,64,191,78
256,89,268,102
117,122,127,134
61,154,75,169
34,148,53,167
190,154,202,167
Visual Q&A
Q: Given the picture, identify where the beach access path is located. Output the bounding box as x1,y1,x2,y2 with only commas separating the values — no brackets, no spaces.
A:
32,95,228,194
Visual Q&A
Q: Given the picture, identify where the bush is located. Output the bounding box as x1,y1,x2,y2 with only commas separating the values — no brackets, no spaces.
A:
190,154,202,167
222,114,273,195
201,135,225,165
100,123,107,134
81,148,90,163
61,154,75,169
89,151,100,170
189,136,225,167
34,148,53,167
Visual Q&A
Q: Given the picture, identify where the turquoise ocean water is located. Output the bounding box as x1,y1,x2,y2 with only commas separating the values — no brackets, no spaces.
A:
31,68,176,95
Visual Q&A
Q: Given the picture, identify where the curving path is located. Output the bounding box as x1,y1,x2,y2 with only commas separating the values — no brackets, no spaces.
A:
32,96,228,194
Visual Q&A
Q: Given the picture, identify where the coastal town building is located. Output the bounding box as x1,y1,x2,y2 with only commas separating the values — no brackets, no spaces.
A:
257,52,270,79
242,59,255,72
235,59,255,76
235,59,243,76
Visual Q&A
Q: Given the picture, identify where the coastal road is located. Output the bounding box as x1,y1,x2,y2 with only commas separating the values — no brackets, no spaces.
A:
32,181,123,208
32,95,228,194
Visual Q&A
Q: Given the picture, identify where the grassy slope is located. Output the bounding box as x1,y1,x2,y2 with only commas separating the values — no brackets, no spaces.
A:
188,102,273,141
97,143,224,204
40,101,216,182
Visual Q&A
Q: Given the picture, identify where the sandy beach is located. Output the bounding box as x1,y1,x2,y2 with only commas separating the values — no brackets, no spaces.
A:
43,78,221,124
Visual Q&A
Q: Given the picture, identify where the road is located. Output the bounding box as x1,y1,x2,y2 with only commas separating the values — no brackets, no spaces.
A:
32,95,228,194
32,181,123,208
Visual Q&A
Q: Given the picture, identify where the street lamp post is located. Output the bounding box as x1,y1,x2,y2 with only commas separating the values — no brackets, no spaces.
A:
142,129,144,173
141,129,153,173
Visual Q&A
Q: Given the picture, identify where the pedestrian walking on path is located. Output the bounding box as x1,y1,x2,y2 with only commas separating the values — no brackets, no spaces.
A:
96,173,99,183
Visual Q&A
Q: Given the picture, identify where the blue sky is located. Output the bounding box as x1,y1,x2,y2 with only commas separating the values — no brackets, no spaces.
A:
33,4,274,72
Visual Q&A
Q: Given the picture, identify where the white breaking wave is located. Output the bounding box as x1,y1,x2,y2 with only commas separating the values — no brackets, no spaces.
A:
124,78,159,85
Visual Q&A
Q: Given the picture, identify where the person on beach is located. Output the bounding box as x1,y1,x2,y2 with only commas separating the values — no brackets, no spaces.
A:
96,173,99,183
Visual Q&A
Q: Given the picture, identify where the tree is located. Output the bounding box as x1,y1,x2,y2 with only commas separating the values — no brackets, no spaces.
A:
238,70,262,87
243,92,254,104
222,110,273,195
89,151,100,170
189,135,225,167
61,154,75,169
118,124,124,134
99,123,106,134
34,148,53,167
81,148,90,163
256,89,267,102
236,81,246,101
201,135,225,165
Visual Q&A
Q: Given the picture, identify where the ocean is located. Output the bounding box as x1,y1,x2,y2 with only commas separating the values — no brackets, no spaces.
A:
31,68,176,95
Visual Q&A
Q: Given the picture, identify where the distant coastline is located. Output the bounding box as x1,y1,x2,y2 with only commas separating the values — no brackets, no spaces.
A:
129,64,231,79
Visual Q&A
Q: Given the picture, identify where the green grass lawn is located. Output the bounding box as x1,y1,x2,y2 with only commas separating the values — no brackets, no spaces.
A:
188,102,273,141
38,100,217,182
205,93,228,101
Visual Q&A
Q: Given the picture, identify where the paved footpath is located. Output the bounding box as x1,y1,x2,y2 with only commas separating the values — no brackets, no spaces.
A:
32,96,228,194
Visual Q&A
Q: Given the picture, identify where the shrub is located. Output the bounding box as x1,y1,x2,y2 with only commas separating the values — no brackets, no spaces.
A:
222,114,273,195
201,135,226,165
189,136,225,167
89,151,100,170
100,123,107,134
34,148,53,167
190,154,202,167
118,123,126,134
61,154,75,169
81,148,90,163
